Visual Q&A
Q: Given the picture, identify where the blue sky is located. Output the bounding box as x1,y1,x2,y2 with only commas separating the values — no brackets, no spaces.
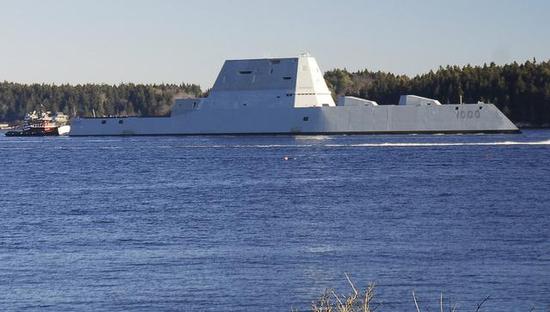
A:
1,0,549,87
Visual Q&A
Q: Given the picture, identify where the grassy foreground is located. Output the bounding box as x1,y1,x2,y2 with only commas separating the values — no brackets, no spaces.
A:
296,274,491,312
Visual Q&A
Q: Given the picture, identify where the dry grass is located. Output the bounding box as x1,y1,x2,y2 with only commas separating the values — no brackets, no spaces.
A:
301,274,492,312
309,274,378,312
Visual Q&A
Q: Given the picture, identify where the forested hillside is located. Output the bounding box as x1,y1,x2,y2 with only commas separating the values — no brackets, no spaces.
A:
1,59,549,126
0,83,201,122
325,59,550,127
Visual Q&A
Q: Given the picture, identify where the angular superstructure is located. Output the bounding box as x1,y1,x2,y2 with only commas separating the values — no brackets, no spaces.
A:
70,54,519,136
205,54,334,109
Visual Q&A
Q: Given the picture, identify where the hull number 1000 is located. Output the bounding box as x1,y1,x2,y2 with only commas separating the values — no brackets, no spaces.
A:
456,110,481,120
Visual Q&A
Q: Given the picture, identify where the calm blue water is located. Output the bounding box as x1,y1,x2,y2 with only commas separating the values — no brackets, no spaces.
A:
1,130,549,311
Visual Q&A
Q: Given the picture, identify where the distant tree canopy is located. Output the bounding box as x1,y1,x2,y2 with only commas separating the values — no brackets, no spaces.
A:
1,59,549,126
0,83,202,122
325,59,550,127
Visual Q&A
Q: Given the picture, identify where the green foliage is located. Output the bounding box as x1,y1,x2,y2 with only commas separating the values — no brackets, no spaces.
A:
0,82,202,122
325,59,550,127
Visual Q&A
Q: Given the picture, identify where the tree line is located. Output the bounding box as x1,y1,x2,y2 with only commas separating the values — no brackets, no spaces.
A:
0,82,201,122
325,59,550,127
1,59,549,126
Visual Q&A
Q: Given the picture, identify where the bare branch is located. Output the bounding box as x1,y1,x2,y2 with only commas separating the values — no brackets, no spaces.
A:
474,296,490,312
413,290,421,312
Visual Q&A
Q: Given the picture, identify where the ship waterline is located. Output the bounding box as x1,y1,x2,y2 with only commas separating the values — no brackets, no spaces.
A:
69,54,518,136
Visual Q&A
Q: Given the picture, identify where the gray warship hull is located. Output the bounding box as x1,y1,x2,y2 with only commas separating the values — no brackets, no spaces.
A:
70,104,518,136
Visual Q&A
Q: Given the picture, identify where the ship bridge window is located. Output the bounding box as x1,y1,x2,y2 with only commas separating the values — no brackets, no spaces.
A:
239,71,252,75
283,76,292,80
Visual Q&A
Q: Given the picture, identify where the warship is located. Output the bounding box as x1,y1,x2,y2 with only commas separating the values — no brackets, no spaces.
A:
69,54,518,136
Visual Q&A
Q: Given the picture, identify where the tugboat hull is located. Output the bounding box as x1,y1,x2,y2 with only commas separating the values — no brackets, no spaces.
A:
5,128,59,137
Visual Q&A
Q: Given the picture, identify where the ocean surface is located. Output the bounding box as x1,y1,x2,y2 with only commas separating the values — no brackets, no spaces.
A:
1,130,549,311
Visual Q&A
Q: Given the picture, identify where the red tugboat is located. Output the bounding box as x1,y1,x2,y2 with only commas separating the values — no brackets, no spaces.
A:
5,109,70,137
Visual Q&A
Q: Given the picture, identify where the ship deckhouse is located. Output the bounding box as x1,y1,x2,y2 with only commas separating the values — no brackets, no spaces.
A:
209,53,335,109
